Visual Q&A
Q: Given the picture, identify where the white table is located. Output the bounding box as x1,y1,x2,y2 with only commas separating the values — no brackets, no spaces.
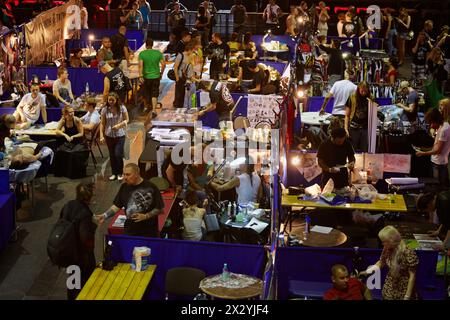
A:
301,112,331,125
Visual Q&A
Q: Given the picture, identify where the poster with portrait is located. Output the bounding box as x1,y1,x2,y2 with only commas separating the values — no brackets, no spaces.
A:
295,152,322,183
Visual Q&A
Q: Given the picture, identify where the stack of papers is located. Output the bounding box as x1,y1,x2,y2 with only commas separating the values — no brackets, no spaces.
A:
311,226,333,234
413,234,443,251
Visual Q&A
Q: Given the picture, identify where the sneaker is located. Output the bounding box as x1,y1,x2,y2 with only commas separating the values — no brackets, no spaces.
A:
109,175,117,181
117,174,123,181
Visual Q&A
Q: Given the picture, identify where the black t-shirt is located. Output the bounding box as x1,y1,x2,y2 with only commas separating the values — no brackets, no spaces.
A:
209,42,230,71
443,36,450,59
209,81,234,121
239,59,256,80
251,68,266,92
319,45,344,77
346,95,369,128
317,138,356,189
343,21,357,37
412,42,432,65
105,67,128,101
196,15,209,31
113,180,164,237
111,33,129,60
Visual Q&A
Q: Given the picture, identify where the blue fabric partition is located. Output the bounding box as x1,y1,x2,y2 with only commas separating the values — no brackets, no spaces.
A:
26,67,105,96
275,247,441,300
66,29,145,59
105,234,266,300
0,192,15,252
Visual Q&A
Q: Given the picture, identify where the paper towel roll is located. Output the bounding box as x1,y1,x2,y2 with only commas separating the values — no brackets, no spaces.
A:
388,177,419,185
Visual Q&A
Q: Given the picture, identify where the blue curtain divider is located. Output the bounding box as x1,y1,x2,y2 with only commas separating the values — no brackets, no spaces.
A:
106,234,266,300
306,96,393,113
26,67,105,97
274,246,440,300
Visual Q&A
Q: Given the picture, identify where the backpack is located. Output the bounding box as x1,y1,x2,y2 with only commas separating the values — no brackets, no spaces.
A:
167,53,185,81
47,203,82,267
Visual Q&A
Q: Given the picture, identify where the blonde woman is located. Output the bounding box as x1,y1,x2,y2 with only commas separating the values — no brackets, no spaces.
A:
362,226,419,300
439,98,450,123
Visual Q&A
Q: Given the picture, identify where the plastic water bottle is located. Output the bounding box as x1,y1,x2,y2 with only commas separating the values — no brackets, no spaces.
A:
85,82,90,95
221,263,230,282
227,202,232,217
303,215,311,240
45,74,49,84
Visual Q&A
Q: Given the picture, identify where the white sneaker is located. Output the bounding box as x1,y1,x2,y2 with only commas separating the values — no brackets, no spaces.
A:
117,174,123,181
109,175,117,181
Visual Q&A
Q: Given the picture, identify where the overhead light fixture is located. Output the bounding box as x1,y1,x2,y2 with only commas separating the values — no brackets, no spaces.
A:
88,34,95,41
296,89,305,99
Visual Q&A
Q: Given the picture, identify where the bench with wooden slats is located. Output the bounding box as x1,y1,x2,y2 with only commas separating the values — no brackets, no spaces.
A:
76,263,156,300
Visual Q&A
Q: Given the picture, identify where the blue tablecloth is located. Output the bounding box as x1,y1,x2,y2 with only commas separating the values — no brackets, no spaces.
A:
0,193,14,252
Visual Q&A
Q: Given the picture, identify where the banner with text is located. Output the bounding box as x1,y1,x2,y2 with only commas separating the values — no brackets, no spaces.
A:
25,0,81,66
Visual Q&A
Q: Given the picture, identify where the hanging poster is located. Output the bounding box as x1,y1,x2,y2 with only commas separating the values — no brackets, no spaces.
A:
25,0,81,66
383,154,411,173
364,153,384,179
247,94,281,128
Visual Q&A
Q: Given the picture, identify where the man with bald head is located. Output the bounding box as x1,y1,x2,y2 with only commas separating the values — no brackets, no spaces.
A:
323,264,371,300
98,163,164,237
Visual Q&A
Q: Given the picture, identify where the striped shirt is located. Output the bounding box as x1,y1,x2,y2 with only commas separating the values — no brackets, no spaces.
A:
101,105,127,138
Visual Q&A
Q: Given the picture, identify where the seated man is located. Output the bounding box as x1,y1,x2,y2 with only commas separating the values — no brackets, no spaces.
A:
13,83,47,129
324,264,372,300
246,60,266,94
80,98,101,140
417,191,450,238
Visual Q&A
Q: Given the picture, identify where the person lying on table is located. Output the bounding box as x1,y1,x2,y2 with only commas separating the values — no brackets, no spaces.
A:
13,83,47,129
7,143,44,170
55,106,84,143
97,163,164,238
198,80,235,125
324,264,372,300
210,162,262,205
317,127,355,189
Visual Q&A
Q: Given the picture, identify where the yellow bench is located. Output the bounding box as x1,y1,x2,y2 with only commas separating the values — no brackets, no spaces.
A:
76,263,156,300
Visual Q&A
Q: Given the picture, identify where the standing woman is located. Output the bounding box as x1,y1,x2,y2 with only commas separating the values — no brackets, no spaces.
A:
99,92,129,181
53,68,75,108
396,7,411,66
317,2,330,37
385,56,399,85
363,226,419,300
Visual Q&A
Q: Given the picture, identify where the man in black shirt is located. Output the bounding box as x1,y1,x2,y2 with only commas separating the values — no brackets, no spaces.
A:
174,29,191,54
99,61,129,103
238,49,256,89
207,33,230,80
344,82,372,152
99,163,164,238
111,25,131,62
247,60,266,94
198,80,235,124
319,39,344,85
317,128,356,189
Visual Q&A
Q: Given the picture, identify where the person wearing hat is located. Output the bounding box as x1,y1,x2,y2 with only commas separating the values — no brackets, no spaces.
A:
99,60,129,104
396,80,419,123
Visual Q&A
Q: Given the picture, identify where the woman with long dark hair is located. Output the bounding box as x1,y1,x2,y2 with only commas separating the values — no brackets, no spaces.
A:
99,92,129,181
210,161,262,205
344,82,372,152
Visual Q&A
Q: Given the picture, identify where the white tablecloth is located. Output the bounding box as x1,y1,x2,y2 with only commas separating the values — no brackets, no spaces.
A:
301,112,331,125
